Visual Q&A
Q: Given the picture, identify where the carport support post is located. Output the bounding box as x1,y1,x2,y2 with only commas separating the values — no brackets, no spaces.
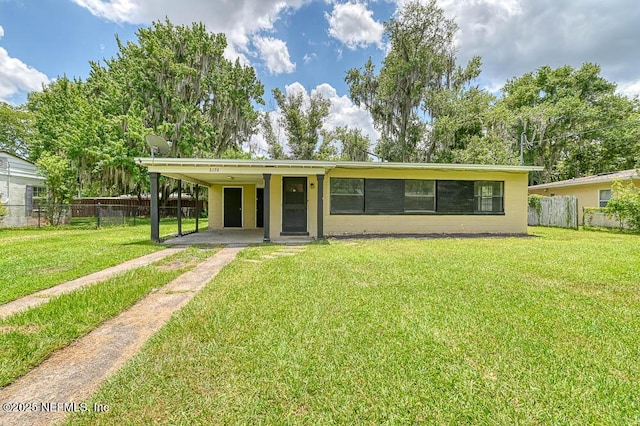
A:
263,173,271,242
177,179,182,236
316,174,324,240
150,172,160,242
195,184,200,232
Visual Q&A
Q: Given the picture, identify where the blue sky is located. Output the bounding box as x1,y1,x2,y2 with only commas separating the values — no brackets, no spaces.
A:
2,0,640,150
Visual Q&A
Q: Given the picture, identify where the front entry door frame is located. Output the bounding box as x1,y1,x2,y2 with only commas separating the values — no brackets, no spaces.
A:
281,177,308,235
223,186,243,228
256,187,264,228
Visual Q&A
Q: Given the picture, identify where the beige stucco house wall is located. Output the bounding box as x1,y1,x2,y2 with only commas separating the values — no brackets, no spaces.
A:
142,158,541,240
323,167,530,235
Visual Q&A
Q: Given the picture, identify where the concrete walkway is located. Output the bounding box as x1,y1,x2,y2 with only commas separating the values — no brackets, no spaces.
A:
163,228,314,245
0,246,243,426
0,248,185,319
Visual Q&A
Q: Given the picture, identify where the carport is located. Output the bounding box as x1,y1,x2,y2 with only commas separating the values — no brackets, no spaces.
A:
139,158,330,243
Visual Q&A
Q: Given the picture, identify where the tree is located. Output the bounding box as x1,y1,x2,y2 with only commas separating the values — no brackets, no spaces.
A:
36,151,76,225
452,133,518,165
0,102,34,158
88,19,264,200
272,87,331,160
260,112,285,159
319,126,371,161
451,99,519,165
28,77,99,197
500,63,640,183
345,0,482,162
27,19,265,199
98,19,264,158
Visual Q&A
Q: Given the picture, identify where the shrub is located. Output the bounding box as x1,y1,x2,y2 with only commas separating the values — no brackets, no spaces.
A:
0,200,7,222
606,180,640,232
528,194,543,216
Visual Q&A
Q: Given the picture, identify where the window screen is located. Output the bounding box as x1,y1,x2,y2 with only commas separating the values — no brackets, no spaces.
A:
331,178,504,215
364,179,404,214
330,178,364,213
436,181,475,213
405,180,435,212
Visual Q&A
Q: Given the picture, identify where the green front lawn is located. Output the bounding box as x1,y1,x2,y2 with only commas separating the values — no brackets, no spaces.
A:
66,228,640,424
0,220,194,305
0,247,216,387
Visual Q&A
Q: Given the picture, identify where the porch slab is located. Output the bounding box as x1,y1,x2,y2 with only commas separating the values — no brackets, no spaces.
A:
162,229,314,246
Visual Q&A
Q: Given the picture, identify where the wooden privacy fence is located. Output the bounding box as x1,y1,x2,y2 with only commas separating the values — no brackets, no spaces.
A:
528,195,578,229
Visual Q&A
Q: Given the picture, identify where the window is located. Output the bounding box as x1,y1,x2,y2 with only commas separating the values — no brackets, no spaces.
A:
330,178,364,213
33,186,47,198
405,180,435,212
330,178,505,215
474,181,504,213
599,189,611,207
365,179,404,214
436,181,475,213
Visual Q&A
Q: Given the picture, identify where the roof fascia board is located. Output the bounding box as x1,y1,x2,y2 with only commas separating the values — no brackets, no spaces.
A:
146,165,328,176
530,175,640,190
137,158,542,173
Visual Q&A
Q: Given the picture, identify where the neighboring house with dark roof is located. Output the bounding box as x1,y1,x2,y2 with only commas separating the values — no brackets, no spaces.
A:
0,151,46,227
528,169,640,224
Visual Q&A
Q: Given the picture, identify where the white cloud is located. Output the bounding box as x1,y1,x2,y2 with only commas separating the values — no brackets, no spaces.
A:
312,83,378,143
253,36,296,75
424,0,640,94
70,0,140,22
280,82,377,142
70,0,307,63
246,81,379,157
617,80,640,99
303,52,316,64
326,1,384,49
0,26,50,103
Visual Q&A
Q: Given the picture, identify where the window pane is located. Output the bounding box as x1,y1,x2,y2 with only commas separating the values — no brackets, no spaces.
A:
436,181,475,213
330,178,364,213
365,179,404,214
599,189,612,208
474,181,504,213
405,180,435,212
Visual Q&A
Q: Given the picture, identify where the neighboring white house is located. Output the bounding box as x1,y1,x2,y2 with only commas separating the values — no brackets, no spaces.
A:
0,151,46,227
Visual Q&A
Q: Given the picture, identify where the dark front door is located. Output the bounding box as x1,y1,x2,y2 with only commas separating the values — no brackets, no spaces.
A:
282,177,307,234
256,188,264,228
224,187,242,227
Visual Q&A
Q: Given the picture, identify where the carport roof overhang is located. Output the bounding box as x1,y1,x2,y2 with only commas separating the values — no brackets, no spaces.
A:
136,158,543,186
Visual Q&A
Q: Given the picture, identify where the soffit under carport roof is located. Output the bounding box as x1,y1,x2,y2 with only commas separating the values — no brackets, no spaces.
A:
139,158,332,186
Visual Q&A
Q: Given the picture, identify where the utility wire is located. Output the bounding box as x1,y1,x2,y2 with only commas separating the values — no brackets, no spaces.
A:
531,118,640,145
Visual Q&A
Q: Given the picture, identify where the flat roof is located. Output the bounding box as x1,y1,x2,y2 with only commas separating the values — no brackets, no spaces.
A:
529,169,640,190
138,158,542,173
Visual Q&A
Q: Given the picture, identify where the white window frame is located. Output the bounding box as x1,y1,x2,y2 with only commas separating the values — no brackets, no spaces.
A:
599,189,612,208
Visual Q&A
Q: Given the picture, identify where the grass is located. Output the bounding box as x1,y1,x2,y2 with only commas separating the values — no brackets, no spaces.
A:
63,227,640,424
0,247,215,387
0,219,197,305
